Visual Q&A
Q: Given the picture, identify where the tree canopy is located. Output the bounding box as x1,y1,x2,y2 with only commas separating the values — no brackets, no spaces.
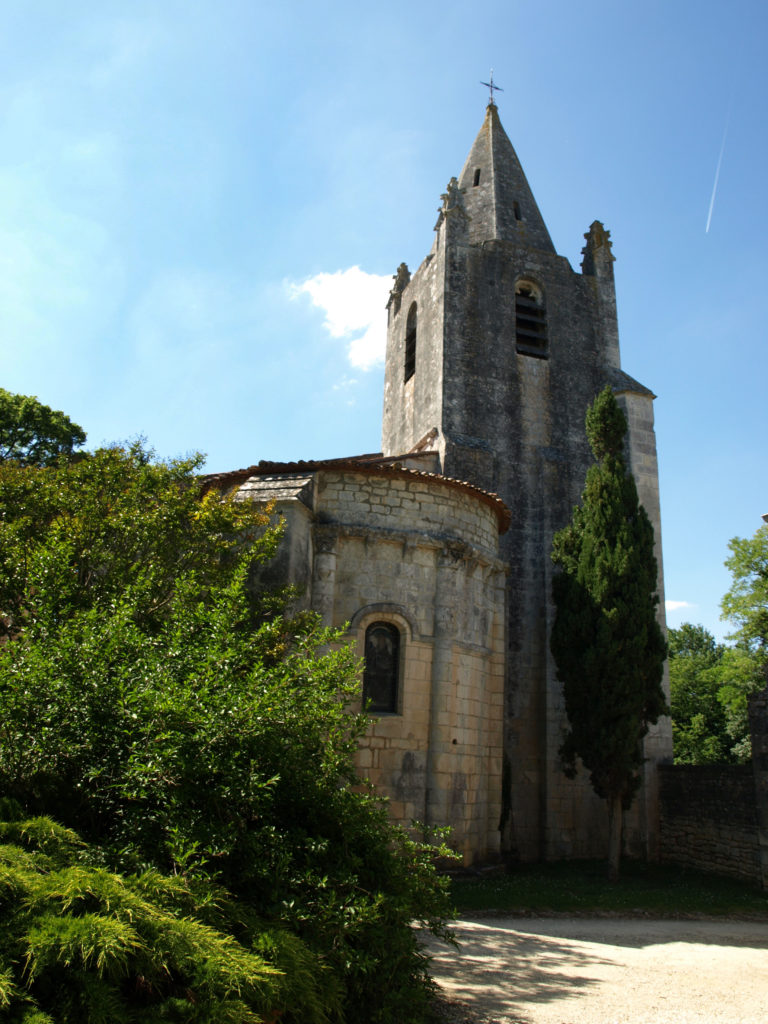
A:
668,526,767,766
550,386,667,880
718,523,768,758
0,389,86,466
721,524,768,663
0,444,452,1023
668,624,732,764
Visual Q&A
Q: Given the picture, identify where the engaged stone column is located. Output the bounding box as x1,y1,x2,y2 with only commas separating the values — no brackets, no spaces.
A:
312,527,339,627
424,544,463,830
748,684,768,890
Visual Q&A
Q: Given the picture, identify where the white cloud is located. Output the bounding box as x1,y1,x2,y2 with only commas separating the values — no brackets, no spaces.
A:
666,600,695,612
289,266,391,370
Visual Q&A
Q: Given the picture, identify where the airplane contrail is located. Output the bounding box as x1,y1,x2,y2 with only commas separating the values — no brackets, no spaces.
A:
705,118,729,234
705,80,737,234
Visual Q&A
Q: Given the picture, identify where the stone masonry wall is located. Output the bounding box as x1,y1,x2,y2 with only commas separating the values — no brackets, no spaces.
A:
239,466,507,864
619,390,673,861
748,686,768,888
316,471,500,555
315,469,507,865
382,233,445,460
658,765,761,885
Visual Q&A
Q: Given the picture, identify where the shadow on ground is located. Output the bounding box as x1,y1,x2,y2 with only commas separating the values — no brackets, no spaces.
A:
423,921,612,1017
421,916,768,1023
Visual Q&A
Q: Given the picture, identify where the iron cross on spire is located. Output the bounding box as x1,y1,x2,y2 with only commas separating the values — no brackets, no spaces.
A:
480,69,503,105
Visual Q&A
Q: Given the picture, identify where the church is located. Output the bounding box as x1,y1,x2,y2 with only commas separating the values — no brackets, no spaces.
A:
208,100,673,865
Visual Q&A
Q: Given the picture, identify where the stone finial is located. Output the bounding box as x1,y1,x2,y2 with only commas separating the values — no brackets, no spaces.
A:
392,262,410,293
581,220,615,278
434,176,469,232
442,177,465,211
387,262,411,316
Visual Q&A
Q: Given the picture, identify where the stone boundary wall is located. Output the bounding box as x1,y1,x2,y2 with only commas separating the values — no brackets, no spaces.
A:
748,686,768,888
658,764,761,885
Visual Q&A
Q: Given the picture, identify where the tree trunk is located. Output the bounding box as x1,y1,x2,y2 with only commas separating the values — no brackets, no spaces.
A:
607,794,622,881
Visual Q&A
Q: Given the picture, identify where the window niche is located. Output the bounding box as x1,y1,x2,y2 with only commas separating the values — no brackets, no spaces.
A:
514,281,548,358
362,621,401,714
404,302,417,382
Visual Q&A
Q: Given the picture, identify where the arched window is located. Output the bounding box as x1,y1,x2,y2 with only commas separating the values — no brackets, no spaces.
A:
362,622,400,714
404,303,417,382
515,281,548,358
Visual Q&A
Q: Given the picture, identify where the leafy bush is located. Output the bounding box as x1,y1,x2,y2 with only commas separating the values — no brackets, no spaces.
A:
0,445,453,1023
0,811,333,1023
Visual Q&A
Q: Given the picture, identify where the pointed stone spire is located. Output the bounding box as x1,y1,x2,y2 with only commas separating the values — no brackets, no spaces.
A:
457,104,555,252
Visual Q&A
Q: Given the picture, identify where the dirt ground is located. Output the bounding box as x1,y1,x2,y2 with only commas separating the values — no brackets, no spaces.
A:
424,916,768,1024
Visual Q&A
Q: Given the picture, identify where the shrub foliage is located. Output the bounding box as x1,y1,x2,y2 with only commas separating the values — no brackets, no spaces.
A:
0,445,452,1023
0,809,337,1023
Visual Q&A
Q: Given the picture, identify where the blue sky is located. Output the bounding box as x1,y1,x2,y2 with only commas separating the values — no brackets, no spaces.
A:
2,0,766,642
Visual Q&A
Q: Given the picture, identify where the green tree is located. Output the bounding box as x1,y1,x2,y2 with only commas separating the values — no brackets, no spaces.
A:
0,445,452,1023
667,620,762,766
721,524,768,667
550,386,668,881
715,645,764,761
717,526,768,759
0,389,86,466
668,624,732,764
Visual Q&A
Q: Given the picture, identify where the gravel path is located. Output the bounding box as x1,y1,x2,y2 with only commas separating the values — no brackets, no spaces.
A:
424,916,768,1024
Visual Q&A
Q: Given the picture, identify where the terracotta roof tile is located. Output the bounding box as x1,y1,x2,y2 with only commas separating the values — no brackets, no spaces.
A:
203,453,510,533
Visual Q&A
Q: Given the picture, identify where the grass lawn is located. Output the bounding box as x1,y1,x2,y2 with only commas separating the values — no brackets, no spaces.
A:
451,860,768,918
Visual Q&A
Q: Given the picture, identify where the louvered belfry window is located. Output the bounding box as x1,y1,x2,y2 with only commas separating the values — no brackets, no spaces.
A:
515,282,548,358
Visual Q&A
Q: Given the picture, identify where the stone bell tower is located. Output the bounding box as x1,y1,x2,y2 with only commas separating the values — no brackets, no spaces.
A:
382,101,672,861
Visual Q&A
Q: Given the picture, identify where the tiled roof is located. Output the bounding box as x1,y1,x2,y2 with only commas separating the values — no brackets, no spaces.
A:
203,453,511,533
607,367,656,399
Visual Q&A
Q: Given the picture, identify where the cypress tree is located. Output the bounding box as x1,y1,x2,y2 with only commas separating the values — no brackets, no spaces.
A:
550,386,667,880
